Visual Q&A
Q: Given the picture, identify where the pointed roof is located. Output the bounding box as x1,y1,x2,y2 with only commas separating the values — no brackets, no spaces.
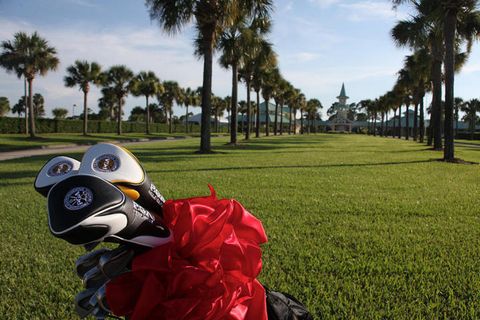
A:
337,83,349,99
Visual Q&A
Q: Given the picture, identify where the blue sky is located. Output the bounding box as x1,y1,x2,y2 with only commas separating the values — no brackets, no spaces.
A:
1,0,480,119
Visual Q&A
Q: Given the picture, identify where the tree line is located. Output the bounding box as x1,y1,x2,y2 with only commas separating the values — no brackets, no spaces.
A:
358,0,480,162
0,1,324,153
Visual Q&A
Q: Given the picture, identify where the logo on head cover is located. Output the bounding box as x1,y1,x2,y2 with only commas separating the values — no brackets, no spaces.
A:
48,161,73,176
64,187,93,211
93,154,119,172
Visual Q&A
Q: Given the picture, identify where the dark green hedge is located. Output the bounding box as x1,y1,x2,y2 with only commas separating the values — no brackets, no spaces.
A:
0,117,217,134
456,132,480,140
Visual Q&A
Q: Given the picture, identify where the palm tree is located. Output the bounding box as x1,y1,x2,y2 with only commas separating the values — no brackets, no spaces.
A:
0,97,10,116
130,71,163,134
182,87,199,133
392,0,480,157
460,98,480,140
64,60,103,135
102,65,134,135
442,1,480,160
12,97,25,119
260,68,277,137
0,31,59,137
307,98,322,133
98,87,118,121
218,11,270,143
454,97,463,138
391,1,443,149
272,76,286,135
52,108,68,120
146,0,273,153
159,81,181,134
32,93,45,118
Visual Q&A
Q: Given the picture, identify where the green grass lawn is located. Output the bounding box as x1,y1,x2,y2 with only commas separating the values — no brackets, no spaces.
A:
456,139,480,145
0,134,479,319
0,132,228,152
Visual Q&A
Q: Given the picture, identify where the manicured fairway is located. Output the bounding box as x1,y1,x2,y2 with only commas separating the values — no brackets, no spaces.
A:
0,134,479,319
0,132,222,152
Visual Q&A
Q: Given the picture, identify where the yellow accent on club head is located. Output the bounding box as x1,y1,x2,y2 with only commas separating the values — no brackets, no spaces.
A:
117,185,140,201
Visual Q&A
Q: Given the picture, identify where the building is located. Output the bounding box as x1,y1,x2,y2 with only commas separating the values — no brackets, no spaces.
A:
330,83,353,132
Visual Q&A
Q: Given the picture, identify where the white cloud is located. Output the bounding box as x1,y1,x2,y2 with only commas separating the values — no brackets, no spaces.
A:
461,63,480,74
0,17,232,118
293,52,320,62
340,1,402,21
64,0,98,8
308,0,340,8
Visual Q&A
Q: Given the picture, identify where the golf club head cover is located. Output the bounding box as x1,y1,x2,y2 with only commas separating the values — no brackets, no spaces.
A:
34,156,80,196
47,174,172,247
79,143,165,217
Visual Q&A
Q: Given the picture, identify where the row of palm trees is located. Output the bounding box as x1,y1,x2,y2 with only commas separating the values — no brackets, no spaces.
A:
359,0,480,162
144,0,325,151
1,1,324,152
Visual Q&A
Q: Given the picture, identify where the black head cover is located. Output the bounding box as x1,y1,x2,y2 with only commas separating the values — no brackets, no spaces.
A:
47,174,172,247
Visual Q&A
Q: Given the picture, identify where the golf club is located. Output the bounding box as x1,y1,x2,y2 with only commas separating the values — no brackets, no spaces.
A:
88,285,111,313
75,248,110,278
48,174,172,247
75,288,97,318
98,245,135,279
79,143,165,217
82,266,108,289
34,156,80,196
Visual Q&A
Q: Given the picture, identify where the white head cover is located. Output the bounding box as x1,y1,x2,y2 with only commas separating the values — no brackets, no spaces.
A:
35,156,81,190
79,143,144,184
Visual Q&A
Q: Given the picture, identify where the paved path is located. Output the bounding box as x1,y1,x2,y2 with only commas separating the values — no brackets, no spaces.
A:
0,136,193,161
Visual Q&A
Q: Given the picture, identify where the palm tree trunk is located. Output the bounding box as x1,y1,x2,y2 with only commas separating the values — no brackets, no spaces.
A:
420,95,425,143
24,77,28,135
280,100,284,135
381,112,385,136
454,107,459,139
215,109,219,133
392,109,396,138
405,104,409,140
274,101,278,135
432,42,443,151
27,78,35,138
413,102,418,141
146,96,150,134
199,27,214,153
373,112,377,137
83,90,88,136
230,63,238,144
255,90,260,138
398,105,402,139
186,105,189,134
265,98,269,136
117,98,122,135
300,111,304,134
288,107,292,135
293,109,297,135
169,110,173,134
470,117,475,140
443,8,457,161
246,81,251,140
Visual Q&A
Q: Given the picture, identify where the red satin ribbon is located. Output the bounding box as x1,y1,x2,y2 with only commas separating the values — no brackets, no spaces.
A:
106,186,268,320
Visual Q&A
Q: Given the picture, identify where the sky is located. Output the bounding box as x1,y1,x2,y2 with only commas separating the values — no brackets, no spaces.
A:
1,0,480,119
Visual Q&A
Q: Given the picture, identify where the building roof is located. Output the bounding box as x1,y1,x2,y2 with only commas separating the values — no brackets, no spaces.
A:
337,83,349,100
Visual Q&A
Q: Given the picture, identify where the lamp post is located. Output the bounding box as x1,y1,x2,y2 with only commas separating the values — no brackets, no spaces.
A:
72,104,77,118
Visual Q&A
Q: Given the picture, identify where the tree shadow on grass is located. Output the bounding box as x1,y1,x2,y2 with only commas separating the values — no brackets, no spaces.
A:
149,159,436,174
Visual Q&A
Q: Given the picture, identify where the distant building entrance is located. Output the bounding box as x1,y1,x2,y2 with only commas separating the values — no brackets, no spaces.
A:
331,83,352,132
